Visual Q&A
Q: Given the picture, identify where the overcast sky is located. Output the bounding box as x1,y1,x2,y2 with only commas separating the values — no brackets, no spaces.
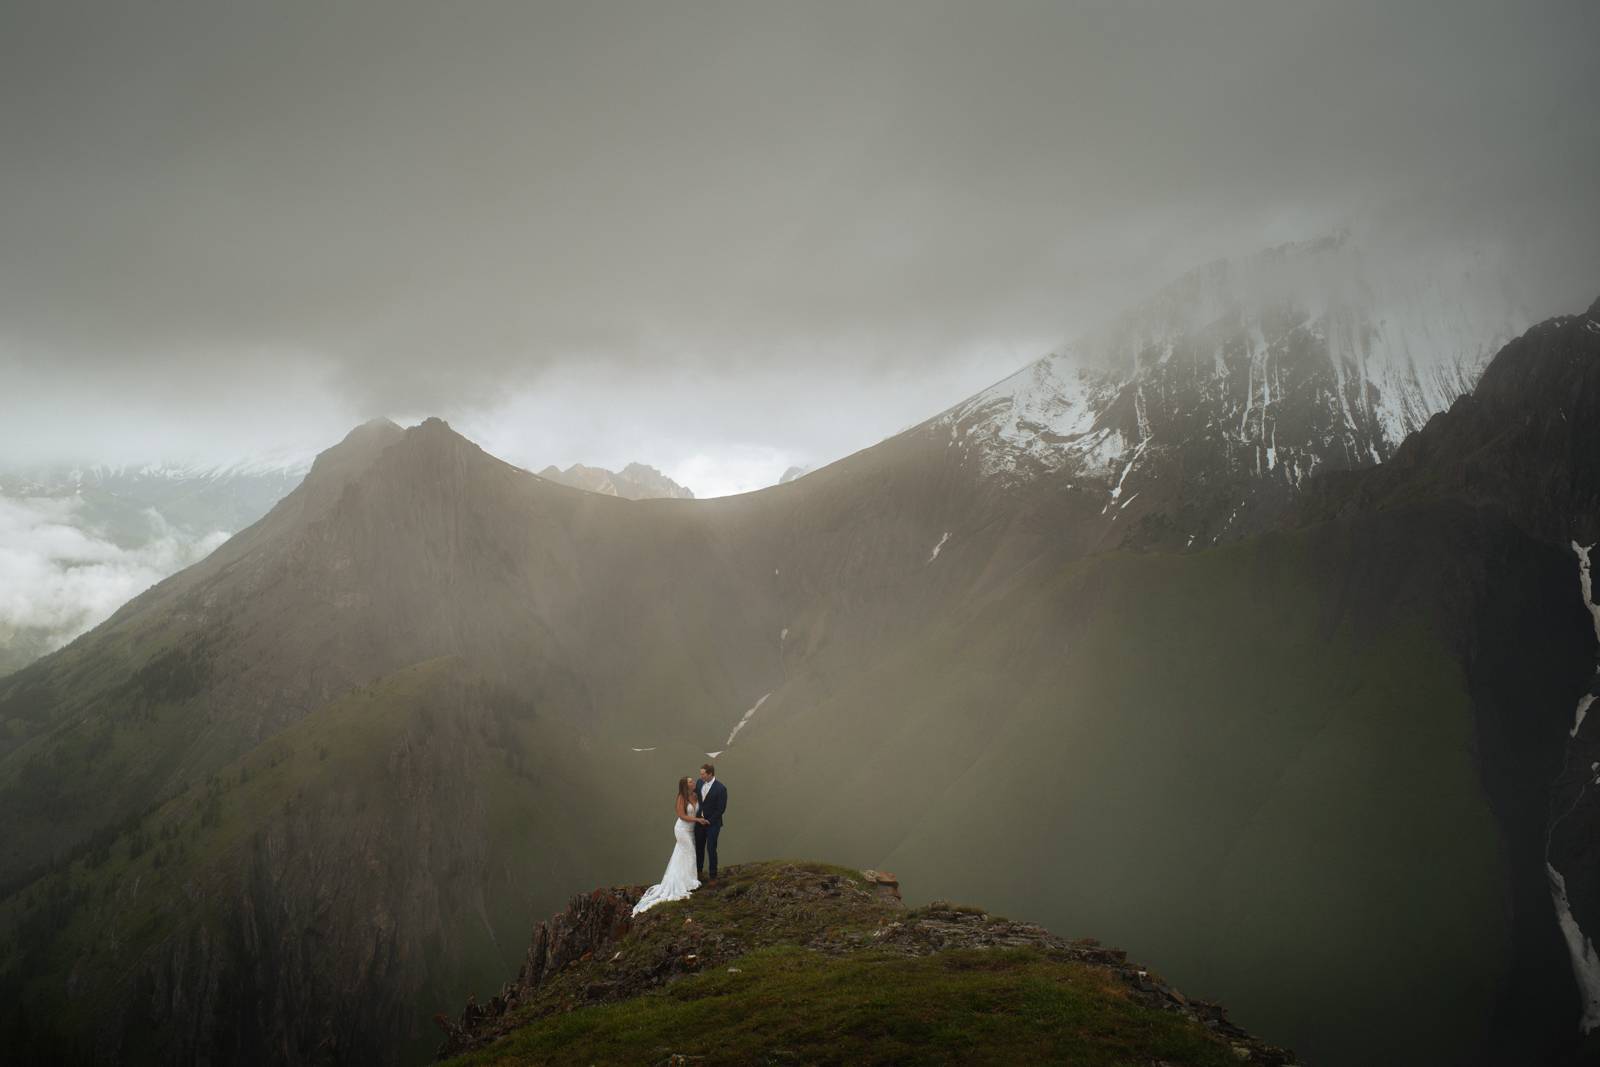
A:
2,0,1597,496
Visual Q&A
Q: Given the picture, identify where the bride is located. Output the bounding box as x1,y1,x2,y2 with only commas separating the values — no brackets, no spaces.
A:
632,776,710,916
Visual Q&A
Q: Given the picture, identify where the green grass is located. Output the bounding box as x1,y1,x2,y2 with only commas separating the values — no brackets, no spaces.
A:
473,860,901,1041
444,944,1245,1067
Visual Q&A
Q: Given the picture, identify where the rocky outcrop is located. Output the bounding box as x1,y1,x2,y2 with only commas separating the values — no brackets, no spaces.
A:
434,862,1297,1065
434,883,642,1055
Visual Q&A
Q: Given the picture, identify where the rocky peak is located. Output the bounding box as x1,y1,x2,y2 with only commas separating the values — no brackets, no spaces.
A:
258,416,406,528
299,417,403,487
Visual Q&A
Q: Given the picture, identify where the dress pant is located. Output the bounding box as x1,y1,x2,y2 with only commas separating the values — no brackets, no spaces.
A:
694,822,721,878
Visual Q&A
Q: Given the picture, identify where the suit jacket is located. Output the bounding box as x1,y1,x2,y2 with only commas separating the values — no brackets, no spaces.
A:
696,779,728,826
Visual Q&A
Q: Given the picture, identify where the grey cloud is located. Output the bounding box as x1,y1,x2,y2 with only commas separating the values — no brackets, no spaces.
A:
1,0,1597,467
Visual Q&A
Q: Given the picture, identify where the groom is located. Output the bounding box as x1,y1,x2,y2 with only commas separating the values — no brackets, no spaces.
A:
694,763,727,883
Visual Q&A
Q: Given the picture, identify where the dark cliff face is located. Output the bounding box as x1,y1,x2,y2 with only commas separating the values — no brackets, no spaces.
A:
1291,296,1600,1062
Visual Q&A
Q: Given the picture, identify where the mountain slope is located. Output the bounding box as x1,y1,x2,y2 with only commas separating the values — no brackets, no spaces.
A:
0,298,1595,1066
729,296,1600,1064
0,414,1008,1064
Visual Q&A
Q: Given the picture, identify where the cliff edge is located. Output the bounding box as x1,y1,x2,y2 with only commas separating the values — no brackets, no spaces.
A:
435,861,1297,1066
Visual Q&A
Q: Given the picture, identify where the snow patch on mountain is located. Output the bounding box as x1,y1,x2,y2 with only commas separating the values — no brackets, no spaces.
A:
1569,542,1600,737
1573,542,1600,651
939,354,1125,479
1549,862,1600,1032
1102,437,1150,515
1550,540,1600,1032
934,234,1530,512
723,693,771,748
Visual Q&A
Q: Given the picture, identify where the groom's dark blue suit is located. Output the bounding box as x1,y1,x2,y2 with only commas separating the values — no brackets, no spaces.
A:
694,778,727,879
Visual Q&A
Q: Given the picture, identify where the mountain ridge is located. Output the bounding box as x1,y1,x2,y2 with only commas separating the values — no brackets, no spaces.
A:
536,461,694,500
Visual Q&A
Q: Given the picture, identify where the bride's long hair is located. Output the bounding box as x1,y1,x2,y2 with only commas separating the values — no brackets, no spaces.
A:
677,777,694,805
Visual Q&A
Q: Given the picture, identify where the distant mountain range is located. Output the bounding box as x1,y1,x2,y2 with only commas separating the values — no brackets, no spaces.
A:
535,462,693,500
0,460,310,677
0,242,1594,1066
0,457,313,546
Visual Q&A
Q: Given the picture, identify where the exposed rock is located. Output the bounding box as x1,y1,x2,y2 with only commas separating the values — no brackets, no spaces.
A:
861,868,902,902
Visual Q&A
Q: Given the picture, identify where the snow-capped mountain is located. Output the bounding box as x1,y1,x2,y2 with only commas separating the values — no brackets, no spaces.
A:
937,233,1533,547
0,453,312,533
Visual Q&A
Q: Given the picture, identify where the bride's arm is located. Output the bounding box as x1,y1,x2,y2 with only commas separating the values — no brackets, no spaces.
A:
677,796,695,824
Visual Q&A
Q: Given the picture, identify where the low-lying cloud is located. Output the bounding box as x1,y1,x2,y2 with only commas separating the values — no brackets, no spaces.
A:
0,496,229,653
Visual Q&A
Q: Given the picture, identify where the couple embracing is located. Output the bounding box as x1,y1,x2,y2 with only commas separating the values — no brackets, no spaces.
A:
631,763,728,916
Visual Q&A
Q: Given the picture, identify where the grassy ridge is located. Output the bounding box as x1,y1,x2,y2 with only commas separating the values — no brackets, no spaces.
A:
438,860,1273,1067
445,945,1246,1067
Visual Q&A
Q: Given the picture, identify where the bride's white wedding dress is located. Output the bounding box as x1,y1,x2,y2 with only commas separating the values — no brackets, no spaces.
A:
632,801,701,916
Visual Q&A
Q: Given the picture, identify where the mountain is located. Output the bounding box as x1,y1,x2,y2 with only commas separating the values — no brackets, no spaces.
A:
0,456,309,676
434,861,1298,1066
0,417,777,1064
0,454,312,541
535,462,694,500
779,465,810,485
0,292,1595,1066
937,233,1533,549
